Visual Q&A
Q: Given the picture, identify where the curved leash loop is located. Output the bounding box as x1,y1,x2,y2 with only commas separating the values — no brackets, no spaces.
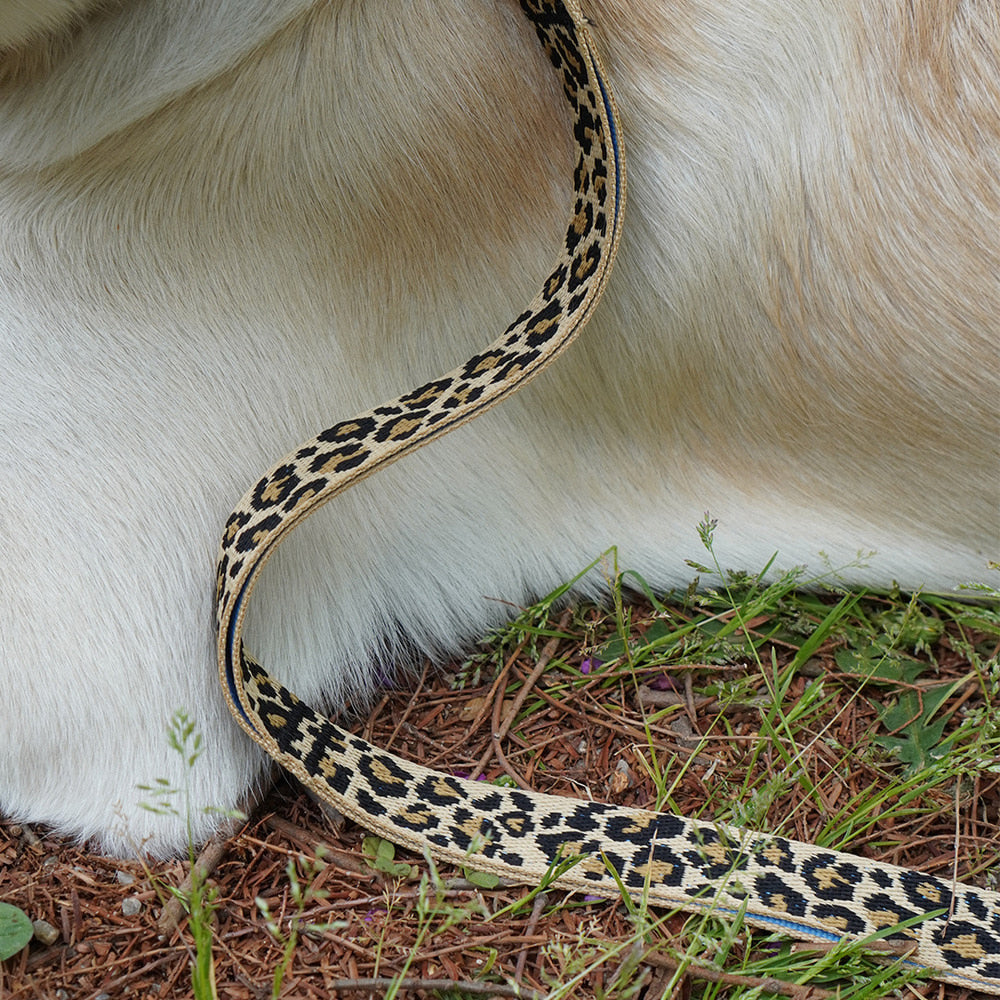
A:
216,0,624,734
214,2,1000,992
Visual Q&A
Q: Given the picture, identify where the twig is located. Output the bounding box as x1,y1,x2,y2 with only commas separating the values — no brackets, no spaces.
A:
467,636,531,779
81,954,176,1000
263,815,370,875
323,977,540,998
480,610,573,789
644,951,837,999
155,831,230,933
513,891,548,983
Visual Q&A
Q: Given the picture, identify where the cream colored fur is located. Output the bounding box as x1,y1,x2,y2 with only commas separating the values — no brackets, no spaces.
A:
0,0,101,49
1,0,997,855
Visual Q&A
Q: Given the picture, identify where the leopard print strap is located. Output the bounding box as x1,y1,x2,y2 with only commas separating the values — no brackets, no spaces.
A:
214,2,1000,992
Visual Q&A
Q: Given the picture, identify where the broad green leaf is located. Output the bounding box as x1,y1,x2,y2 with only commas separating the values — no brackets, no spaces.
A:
463,868,500,889
361,836,416,878
874,680,965,774
0,902,33,961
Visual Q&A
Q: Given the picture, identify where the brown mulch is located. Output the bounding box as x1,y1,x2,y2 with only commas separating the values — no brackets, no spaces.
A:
1,597,998,1000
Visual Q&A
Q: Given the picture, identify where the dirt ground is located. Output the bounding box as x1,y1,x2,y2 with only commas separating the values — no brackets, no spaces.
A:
2,596,998,1000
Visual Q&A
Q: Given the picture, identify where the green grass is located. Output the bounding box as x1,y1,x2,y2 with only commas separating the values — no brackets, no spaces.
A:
136,527,999,999
441,530,999,997
138,711,244,1000
255,852,345,999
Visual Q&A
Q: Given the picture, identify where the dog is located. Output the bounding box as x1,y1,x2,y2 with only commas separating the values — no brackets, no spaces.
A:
1,0,997,856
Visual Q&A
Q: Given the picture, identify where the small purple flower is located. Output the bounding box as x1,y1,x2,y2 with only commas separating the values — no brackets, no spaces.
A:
648,672,680,692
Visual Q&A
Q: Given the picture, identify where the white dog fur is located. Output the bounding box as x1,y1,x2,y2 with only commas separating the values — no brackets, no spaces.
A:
1,0,997,856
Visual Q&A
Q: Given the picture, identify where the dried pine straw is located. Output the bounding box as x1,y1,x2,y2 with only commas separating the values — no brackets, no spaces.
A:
2,592,998,1000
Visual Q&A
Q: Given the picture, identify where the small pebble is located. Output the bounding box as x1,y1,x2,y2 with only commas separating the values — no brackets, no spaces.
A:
121,897,142,917
115,870,135,886
18,825,42,847
609,758,634,793
31,919,59,946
